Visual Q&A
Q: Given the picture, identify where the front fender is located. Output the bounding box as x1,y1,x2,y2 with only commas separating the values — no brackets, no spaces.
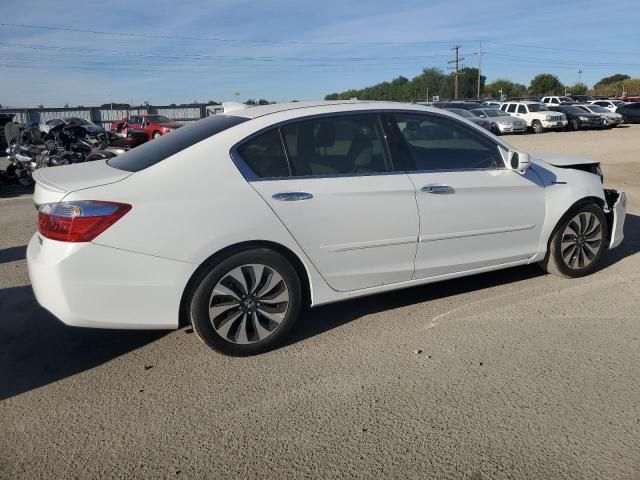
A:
530,161,605,262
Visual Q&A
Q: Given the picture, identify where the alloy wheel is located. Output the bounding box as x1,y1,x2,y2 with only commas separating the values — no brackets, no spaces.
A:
560,212,603,269
208,264,290,344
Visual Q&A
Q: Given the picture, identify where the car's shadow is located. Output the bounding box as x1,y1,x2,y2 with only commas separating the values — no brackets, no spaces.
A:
1,215,638,400
0,286,165,401
286,213,640,347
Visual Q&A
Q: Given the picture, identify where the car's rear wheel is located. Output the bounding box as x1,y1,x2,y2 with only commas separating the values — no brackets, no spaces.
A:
189,248,302,355
532,121,544,134
539,203,607,278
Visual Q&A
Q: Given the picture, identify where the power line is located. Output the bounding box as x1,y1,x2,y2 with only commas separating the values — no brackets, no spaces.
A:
0,22,474,47
0,42,452,63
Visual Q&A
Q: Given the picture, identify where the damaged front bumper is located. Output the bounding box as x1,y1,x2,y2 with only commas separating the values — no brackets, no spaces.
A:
604,189,626,249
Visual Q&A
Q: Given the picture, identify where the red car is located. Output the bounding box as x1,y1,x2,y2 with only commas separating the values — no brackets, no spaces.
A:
110,114,183,140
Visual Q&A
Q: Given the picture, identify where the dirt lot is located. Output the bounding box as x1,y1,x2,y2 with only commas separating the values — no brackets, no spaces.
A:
1,126,639,479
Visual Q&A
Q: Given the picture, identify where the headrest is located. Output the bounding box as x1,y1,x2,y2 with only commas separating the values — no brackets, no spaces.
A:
315,122,335,147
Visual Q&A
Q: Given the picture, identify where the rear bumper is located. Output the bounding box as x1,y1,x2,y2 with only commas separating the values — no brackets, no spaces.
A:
27,234,195,329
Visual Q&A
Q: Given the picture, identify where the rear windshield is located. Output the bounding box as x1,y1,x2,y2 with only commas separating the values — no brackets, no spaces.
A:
108,115,248,172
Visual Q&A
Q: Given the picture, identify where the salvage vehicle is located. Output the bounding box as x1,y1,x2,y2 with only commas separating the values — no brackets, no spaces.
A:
39,117,105,136
548,105,606,131
574,104,624,127
443,108,492,130
27,101,626,355
469,108,527,135
500,101,567,133
111,115,182,140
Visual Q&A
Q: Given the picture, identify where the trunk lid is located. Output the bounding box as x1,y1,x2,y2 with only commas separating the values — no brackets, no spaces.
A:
33,160,133,205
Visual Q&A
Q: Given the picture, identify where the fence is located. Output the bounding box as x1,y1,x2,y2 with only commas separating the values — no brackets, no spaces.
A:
0,104,210,127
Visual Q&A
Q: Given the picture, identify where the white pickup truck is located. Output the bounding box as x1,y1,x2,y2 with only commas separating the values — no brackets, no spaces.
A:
500,101,567,133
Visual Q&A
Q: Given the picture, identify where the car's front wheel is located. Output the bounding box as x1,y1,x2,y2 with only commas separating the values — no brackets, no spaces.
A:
189,248,302,355
569,119,580,131
539,203,607,278
532,120,544,134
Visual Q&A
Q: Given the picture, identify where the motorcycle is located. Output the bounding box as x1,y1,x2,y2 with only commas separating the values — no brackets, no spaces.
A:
3,121,130,185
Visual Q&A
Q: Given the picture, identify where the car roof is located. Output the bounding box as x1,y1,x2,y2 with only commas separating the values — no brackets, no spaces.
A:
228,100,451,120
505,100,542,105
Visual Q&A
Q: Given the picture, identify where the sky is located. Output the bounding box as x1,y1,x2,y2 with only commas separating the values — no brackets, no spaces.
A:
0,0,638,107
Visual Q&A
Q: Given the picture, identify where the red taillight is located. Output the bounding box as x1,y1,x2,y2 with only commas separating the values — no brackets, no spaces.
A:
38,201,131,242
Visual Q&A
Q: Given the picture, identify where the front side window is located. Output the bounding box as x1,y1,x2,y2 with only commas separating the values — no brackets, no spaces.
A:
282,114,392,176
389,113,503,172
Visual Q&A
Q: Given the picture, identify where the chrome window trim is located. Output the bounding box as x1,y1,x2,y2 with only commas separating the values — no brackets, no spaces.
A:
229,108,511,182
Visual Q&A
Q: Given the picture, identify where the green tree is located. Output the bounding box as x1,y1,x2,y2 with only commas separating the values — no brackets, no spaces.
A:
451,67,486,99
257,99,270,105
244,99,257,106
594,74,630,89
484,79,527,99
566,83,588,95
528,74,564,96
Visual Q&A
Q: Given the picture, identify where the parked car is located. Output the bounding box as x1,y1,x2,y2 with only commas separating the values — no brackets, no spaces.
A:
482,101,503,109
27,101,626,355
615,102,640,123
433,101,483,111
469,108,527,135
40,117,105,136
568,95,594,103
541,96,576,105
500,101,567,133
110,121,149,148
620,96,640,103
548,105,606,130
589,99,627,112
444,108,492,130
111,115,183,140
574,104,624,127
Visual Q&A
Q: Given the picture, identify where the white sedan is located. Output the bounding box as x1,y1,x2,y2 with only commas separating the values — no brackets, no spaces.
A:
27,101,627,355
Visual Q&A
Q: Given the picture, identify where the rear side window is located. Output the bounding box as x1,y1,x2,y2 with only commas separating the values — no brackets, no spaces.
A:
108,115,248,172
236,129,290,178
517,105,527,114
282,114,392,176
507,104,517,113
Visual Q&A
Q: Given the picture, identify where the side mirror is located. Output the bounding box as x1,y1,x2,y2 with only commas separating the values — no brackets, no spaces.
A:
509,151,530,174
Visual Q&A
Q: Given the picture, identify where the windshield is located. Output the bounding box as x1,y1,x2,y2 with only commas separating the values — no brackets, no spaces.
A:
485,109,508,118
527,103,549,112
560,97,574,103
446,109,473,118
564,106,586,115
611,100,624,106
587,105,608,113
108,115,247,172
146,115,173,124
67,117,93,126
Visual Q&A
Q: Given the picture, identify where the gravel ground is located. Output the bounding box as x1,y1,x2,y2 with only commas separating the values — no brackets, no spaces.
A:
1,126,639,479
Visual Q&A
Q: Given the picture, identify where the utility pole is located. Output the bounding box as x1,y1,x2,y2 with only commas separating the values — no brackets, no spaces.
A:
448,45,464,99
476,41,482,99
578,69,583,84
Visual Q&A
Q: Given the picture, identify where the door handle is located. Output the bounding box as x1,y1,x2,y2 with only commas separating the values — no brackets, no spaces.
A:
272,192,314,201
421,184,455,194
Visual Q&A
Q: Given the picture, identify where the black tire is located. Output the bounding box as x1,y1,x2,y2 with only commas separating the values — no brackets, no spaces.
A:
189,248,302,355
532,121,544,134
491,123,501,135
569,119,580,131
538,203,607,278
152,131,161,139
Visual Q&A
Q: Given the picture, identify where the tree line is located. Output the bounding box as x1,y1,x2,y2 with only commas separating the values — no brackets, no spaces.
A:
325,69,640,101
